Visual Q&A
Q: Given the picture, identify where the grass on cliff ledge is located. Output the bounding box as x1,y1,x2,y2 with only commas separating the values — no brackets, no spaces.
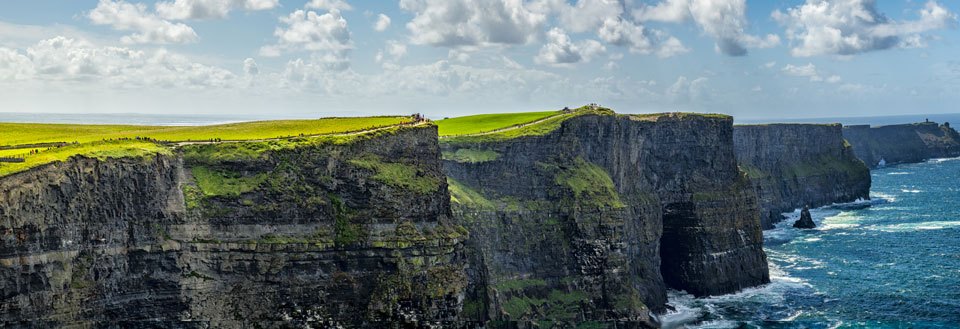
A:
0,140,171,177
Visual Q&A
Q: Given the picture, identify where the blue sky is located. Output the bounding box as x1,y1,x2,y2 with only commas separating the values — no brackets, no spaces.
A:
0,0,958,120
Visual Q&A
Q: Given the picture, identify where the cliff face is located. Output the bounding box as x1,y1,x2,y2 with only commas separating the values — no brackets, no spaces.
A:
442,114,769,325
843,122,960,168
734,124,871,229
0,125,467,327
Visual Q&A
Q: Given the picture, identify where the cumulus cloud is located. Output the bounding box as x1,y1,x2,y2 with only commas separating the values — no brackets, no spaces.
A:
260,9,352,70
535,28,605,66
635,0,780,56
0,36,234,88
530,0,688,57
598,17,688,57
399,0,545,48
88,0,198,44
773,0,957,57
373,14,391,32
305,0,352,11
155,0,279,20
243,57,259,75
376,40,407,64
666,76,709,102
781,63,841,83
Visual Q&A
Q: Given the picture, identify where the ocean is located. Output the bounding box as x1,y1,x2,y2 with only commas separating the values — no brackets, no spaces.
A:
662,158,960,328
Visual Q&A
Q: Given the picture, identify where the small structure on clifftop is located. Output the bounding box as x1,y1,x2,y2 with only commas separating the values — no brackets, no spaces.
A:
793,206,816,229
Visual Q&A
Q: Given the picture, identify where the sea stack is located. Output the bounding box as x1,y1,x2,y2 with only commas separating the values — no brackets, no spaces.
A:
794,206,816,229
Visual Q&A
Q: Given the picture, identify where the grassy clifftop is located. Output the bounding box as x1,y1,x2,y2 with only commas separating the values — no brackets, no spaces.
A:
0,116,415,177
438,106,615,143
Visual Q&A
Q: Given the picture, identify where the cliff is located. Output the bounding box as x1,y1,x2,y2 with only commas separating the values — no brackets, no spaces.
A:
442,112,769,326
0,125,467,327
734,124,871,229
843,122,960,168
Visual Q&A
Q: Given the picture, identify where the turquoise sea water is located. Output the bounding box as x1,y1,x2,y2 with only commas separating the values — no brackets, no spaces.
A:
663,157,960,328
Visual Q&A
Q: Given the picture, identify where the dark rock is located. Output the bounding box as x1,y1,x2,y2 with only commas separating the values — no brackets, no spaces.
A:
443,113,769,325
0,125,467,327
843,121,960,168
793,206,816,229
734,124,871,229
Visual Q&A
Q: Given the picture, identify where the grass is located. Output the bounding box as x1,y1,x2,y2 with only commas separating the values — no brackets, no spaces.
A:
441,106,615,144
539,157,625,208
190,166,267,197
0,116,414,177
447,178,495,209
0,140,171,177
441,148,500,163
435,111,560,137
349,155,442,195
0,116,412,146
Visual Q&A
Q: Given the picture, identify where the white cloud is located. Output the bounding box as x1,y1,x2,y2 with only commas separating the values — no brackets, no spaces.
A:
399,0,545,48
0,36,234,88
666,76,709,102
0,48,34,80
305,0,352,11
373,13,391,32
781,63,841,83
635,0,780,56
535,28,605,66
773,0,957,57
260,9,352,70
155,0,279,20
376,40,407,64
243,57,259,75
598,18,688,58
88,0,198,44
531,0,624,33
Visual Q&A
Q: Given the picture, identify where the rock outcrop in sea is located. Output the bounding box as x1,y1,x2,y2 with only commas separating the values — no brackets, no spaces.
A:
734,124,871,229
843,121,960,168
793,206,816,229
443,112,769,325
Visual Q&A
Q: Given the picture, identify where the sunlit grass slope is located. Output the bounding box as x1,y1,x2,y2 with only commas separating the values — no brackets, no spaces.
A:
0,140,172,177
439,106,615,143
0,116,413,177
435,111,560,137
0,117,412,146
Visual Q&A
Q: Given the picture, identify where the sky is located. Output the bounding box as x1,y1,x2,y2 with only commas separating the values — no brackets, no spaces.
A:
0,0,958,120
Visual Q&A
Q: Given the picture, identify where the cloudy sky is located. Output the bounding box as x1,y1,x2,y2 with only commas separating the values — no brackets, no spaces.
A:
0,0,958,120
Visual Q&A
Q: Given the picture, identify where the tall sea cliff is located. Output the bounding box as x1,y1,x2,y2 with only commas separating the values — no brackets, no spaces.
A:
1,125,467,327
443,113,769,325
1,112,785,327
843,121,960,168
734,124,871,228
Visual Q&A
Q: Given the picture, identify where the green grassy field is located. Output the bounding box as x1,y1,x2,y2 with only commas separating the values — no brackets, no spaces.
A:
0,117,412,146
435,111,561,137
0,116,413,177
